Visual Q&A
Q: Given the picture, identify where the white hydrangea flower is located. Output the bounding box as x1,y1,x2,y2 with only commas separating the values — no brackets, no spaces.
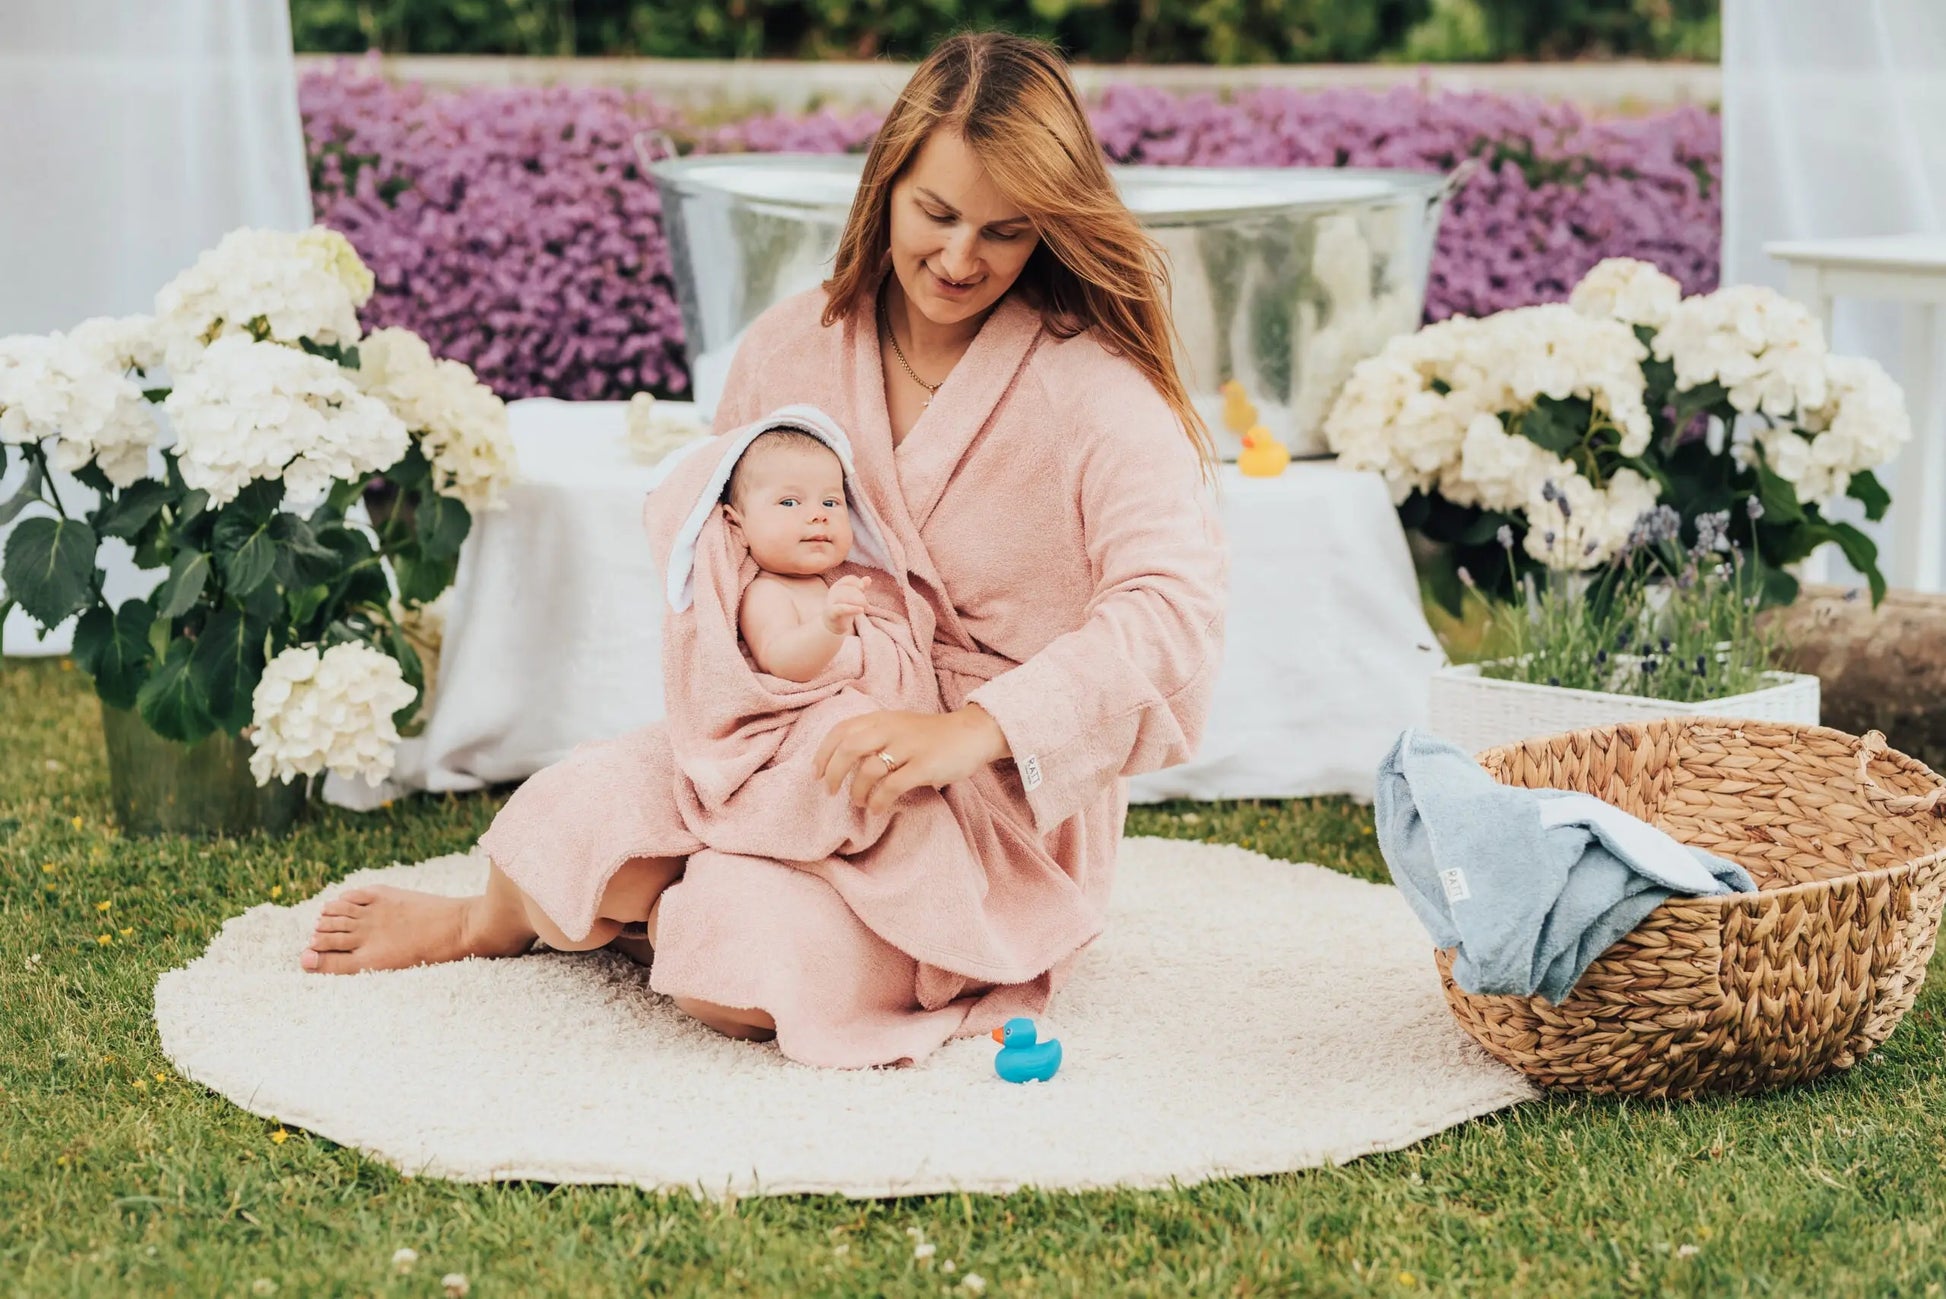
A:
1521,467,1660,569
0,331,158,487
1653,285,1829,417
1442,412,1558,511
164,336,408,506
1324,316,1490,502
1486,305,1655,455
248,643,419,787
1325,305,1652,503
1569,258,1684,329
1761,354,1911,503
356,328,519,512
154,226,371,374
67,314,166,375
298,227,377,305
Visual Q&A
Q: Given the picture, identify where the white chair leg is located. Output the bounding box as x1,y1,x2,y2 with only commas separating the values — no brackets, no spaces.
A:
1889,303,1944,593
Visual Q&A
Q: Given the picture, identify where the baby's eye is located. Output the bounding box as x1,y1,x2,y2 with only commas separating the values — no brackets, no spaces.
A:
823,498,843,509
778,497,798,507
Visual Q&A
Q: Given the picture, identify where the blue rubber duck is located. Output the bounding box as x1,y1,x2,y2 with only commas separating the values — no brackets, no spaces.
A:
990,1017,1062,1083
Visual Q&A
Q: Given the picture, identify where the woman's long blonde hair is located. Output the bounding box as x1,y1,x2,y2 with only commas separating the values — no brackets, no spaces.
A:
822,31,1214,469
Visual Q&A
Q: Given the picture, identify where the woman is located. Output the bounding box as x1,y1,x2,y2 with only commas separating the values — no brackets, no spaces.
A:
302,31,1228,1068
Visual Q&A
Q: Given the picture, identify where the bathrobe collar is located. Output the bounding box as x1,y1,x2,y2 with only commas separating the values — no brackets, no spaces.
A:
851,283,1046,533
848,283,1046,651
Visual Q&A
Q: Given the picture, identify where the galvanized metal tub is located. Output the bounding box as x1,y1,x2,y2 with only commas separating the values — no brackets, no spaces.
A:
650,152,1451,458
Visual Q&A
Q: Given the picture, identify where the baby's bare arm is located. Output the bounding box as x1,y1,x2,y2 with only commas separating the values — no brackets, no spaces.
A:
739,576,846,682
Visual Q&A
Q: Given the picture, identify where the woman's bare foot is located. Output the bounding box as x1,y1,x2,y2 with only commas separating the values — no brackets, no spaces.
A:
673,996,777,1042
301,885,534,974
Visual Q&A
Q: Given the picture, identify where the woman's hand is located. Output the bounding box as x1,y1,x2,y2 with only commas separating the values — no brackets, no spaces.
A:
814,705,1010,815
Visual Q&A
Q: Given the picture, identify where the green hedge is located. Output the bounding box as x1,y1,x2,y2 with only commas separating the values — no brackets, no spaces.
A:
289,0,1719,63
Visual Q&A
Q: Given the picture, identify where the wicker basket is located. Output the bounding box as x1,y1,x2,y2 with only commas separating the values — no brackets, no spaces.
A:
1437,718,1946,1099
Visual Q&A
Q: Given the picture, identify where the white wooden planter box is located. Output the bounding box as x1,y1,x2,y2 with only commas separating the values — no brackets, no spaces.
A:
1428,662,1822,756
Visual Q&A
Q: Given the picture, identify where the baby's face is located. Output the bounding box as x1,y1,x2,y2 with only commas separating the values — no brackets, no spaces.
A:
725,442,854,576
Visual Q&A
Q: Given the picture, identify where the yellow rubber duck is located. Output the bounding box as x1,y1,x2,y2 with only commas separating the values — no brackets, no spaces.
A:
1219,379,1257,437
1238,424,1291,477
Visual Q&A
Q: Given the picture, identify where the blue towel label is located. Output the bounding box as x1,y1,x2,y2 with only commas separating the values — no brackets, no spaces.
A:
1440,867,1471,904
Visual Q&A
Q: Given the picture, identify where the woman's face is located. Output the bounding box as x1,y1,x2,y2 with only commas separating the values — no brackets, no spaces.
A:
886,131,1041,331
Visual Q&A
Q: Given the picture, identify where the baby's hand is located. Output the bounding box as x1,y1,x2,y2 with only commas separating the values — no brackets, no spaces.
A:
821,574,871,635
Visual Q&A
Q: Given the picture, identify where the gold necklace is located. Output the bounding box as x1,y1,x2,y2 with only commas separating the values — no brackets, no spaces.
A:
880,300,943,406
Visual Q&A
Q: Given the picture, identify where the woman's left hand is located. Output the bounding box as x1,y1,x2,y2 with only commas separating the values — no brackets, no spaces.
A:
815,706,1010,815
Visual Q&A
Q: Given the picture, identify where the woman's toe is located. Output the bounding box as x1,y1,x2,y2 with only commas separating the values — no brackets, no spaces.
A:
306,950,363,975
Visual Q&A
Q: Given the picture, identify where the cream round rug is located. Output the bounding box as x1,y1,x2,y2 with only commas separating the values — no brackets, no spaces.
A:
154,836,1536,1198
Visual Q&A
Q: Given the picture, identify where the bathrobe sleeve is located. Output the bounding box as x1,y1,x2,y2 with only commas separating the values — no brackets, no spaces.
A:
967,373,1228,833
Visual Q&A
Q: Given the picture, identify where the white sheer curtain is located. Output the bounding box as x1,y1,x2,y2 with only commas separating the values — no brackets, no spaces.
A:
0,0,312,654
1722,0,1946,585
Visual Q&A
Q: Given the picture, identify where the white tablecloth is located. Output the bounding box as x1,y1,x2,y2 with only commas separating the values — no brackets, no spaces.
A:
327,399,1442,809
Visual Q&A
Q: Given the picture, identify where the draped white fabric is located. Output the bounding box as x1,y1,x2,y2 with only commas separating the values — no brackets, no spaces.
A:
1722,0,1946,582
0,0,312,653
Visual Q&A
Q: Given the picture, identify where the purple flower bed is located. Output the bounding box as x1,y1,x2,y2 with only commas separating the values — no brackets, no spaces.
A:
302,63,694,400
300,60,1721,401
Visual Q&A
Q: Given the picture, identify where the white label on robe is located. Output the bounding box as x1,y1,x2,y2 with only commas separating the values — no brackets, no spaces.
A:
1021,754,1044,792
1440,867,1471,904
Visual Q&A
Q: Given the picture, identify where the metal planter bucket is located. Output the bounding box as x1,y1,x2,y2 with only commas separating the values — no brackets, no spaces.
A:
101,704,308,838
649,152,1452,458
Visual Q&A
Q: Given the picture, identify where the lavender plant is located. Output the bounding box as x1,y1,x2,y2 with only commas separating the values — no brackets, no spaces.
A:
1477,497,1784,704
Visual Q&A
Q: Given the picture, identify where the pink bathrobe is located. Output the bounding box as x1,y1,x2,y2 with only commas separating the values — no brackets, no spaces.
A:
479,284,1227,1067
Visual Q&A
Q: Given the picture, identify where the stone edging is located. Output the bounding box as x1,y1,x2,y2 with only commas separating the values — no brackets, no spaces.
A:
294,54,1721,114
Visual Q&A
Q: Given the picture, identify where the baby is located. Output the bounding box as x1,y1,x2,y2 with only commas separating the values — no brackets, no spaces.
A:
721,428,873,682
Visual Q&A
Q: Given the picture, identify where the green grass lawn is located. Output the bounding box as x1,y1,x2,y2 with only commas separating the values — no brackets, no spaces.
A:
5,657,1946,1298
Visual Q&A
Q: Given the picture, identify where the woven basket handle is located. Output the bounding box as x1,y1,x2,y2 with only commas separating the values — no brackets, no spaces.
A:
1854,730,1946,817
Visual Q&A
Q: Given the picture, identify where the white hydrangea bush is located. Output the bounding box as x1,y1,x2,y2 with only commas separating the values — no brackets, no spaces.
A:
248,643,420,787
0,225,523,807
1323,256,1911,602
